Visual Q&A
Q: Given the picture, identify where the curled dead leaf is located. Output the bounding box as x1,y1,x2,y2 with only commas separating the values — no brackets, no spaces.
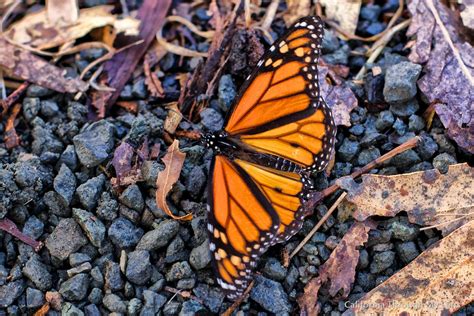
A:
156,140,192,221
320,0,362,36
164,103,183,134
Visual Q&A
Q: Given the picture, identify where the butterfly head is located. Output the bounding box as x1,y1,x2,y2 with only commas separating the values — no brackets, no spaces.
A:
203,131,238,153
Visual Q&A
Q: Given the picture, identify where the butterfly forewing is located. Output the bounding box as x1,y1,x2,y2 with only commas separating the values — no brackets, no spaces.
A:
223,16,336,172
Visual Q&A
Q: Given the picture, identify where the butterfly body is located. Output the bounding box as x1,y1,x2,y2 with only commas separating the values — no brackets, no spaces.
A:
204,16,337,300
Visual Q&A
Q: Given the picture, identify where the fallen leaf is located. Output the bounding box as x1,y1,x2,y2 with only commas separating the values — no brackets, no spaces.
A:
6,5,140,50
46,0,78,26
3,103,21,149
164,103,183,134
33,303,49,316
318,65,358,127
144,52,165,97
320,0,362,35
299,220,376,314
407,0,474,153
111,142,135,181
156,140,192,221
343,220,474,315
115,101,138,114
298,276,322,316
0,37,87,93
338,163,474,235
460,1,474,29
283,0,311,26
95,0,172,112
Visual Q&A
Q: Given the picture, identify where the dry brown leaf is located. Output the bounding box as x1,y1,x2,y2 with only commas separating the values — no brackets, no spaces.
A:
156,140,192,221
46,0,79,26
164,103,183,134
3,103,21,149
338,163,474,235
407,0,474,153
33,303,50,316
0,37,87,93
283,0,311,26
318,65,358,127
144,53,164,98
299,220,376,314
343,220,474,315
460,1,474,29
5,5,139,50
320,0,362,35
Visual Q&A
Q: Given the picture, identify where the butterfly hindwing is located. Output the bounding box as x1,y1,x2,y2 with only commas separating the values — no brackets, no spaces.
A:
207,155,279,299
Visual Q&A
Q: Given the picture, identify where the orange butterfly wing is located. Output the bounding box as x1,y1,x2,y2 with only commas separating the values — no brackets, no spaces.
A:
224,16,335,172
207,155,279,299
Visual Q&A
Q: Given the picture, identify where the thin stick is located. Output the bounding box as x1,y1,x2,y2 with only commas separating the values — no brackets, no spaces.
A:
0,81,29,117
0,218,43,251
163,286,203,304
420,212,474,231
222,280,255,316
307,136,420,209
290,192,347,259
354,19,411,80
261,0,279,30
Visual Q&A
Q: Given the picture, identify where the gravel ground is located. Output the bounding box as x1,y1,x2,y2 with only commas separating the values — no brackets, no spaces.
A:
0,1,473,315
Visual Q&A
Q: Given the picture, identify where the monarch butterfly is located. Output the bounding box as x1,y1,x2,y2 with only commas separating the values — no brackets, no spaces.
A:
203,16,336,300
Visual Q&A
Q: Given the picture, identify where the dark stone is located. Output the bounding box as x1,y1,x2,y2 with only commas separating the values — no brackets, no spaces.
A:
26,287,44,309
356,147,381,166
417,133,438,160
22,216,44,239
15,155,53,190
126,250,152,285
365,22,385,36
408,161,433,172
389,149,421,169
250,275,291,314
84,304,100,316
103,293,127,313
46,218,88,261
393,118,407,136
200,108,224,132
263,257,287,281
360,131,387,147
67,102,88,124
58,145,78,171
370,251,395,273
389,221,418,241
396,241,419,263
361,4,382,21
96,192,118,221
32,125,64,155
432,133,456,155
105,261,123,291
337,139,359,162
119,84,133,100
189,240,211,270
69,253,91,267
375,110,394,131
119,184,144,212
349,124,365,136
43,191,70,217
108,217,143,248
357,249,369,269
132,78,147,99
73,120,115,167
54,164,76,205
26,85,53,97
40,100,59,117
22,98,40,122
0,280,25,308
166,261,194,282
184,166,206,198
322,30,340,53
177,278,195,289
218,74,236,112
72,208,106,247
356,272,376,292
408,114,425,132
62,302,85,315
193,284,225,314
59,273,90,301
127,298,142,315
323,45,350,65
141,290,167,314
383,62,422,103
433,153,457,174
389,99,420,117
137,220,179,251
76,174,106,210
